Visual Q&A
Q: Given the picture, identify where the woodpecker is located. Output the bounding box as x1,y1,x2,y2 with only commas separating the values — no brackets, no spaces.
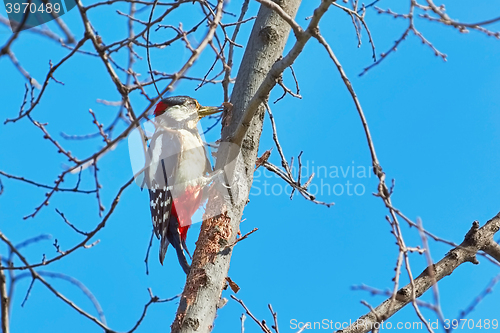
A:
144,96,222,274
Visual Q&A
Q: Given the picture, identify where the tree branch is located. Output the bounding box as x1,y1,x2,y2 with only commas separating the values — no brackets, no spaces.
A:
337,212,500,333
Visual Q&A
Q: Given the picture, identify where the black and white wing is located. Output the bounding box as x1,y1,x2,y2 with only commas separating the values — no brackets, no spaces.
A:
145,130,190,273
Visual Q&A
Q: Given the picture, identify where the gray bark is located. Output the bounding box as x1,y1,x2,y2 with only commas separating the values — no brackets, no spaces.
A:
171,1,302,332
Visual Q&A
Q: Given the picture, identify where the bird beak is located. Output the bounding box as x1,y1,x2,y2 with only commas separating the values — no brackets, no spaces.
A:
198,105,223,119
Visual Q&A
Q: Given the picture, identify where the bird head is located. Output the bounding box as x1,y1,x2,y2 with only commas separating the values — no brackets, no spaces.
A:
154,96,222,130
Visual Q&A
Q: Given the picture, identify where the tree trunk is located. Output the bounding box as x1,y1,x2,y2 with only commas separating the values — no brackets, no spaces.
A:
171,0,302,332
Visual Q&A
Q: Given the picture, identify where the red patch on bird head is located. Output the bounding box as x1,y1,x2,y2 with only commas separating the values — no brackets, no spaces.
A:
154,100,168,116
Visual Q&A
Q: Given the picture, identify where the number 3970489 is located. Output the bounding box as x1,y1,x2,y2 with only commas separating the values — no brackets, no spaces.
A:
5,1,60,14
443,319,498,330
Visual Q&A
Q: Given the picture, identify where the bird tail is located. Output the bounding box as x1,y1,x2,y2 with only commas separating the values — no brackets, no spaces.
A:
159,213,191,275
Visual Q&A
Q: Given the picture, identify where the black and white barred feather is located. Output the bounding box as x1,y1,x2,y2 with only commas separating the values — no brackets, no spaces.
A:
145,131,190,274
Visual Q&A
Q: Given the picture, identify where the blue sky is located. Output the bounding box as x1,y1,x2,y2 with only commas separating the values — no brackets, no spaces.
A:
1,0,500,332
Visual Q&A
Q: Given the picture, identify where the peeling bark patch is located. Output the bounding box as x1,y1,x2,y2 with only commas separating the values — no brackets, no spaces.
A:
172,312,185,332
171,210,231,331
205,212,232,264
183,268,208,307
172,269,208,332
179,205,232,312
225,276,240,293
